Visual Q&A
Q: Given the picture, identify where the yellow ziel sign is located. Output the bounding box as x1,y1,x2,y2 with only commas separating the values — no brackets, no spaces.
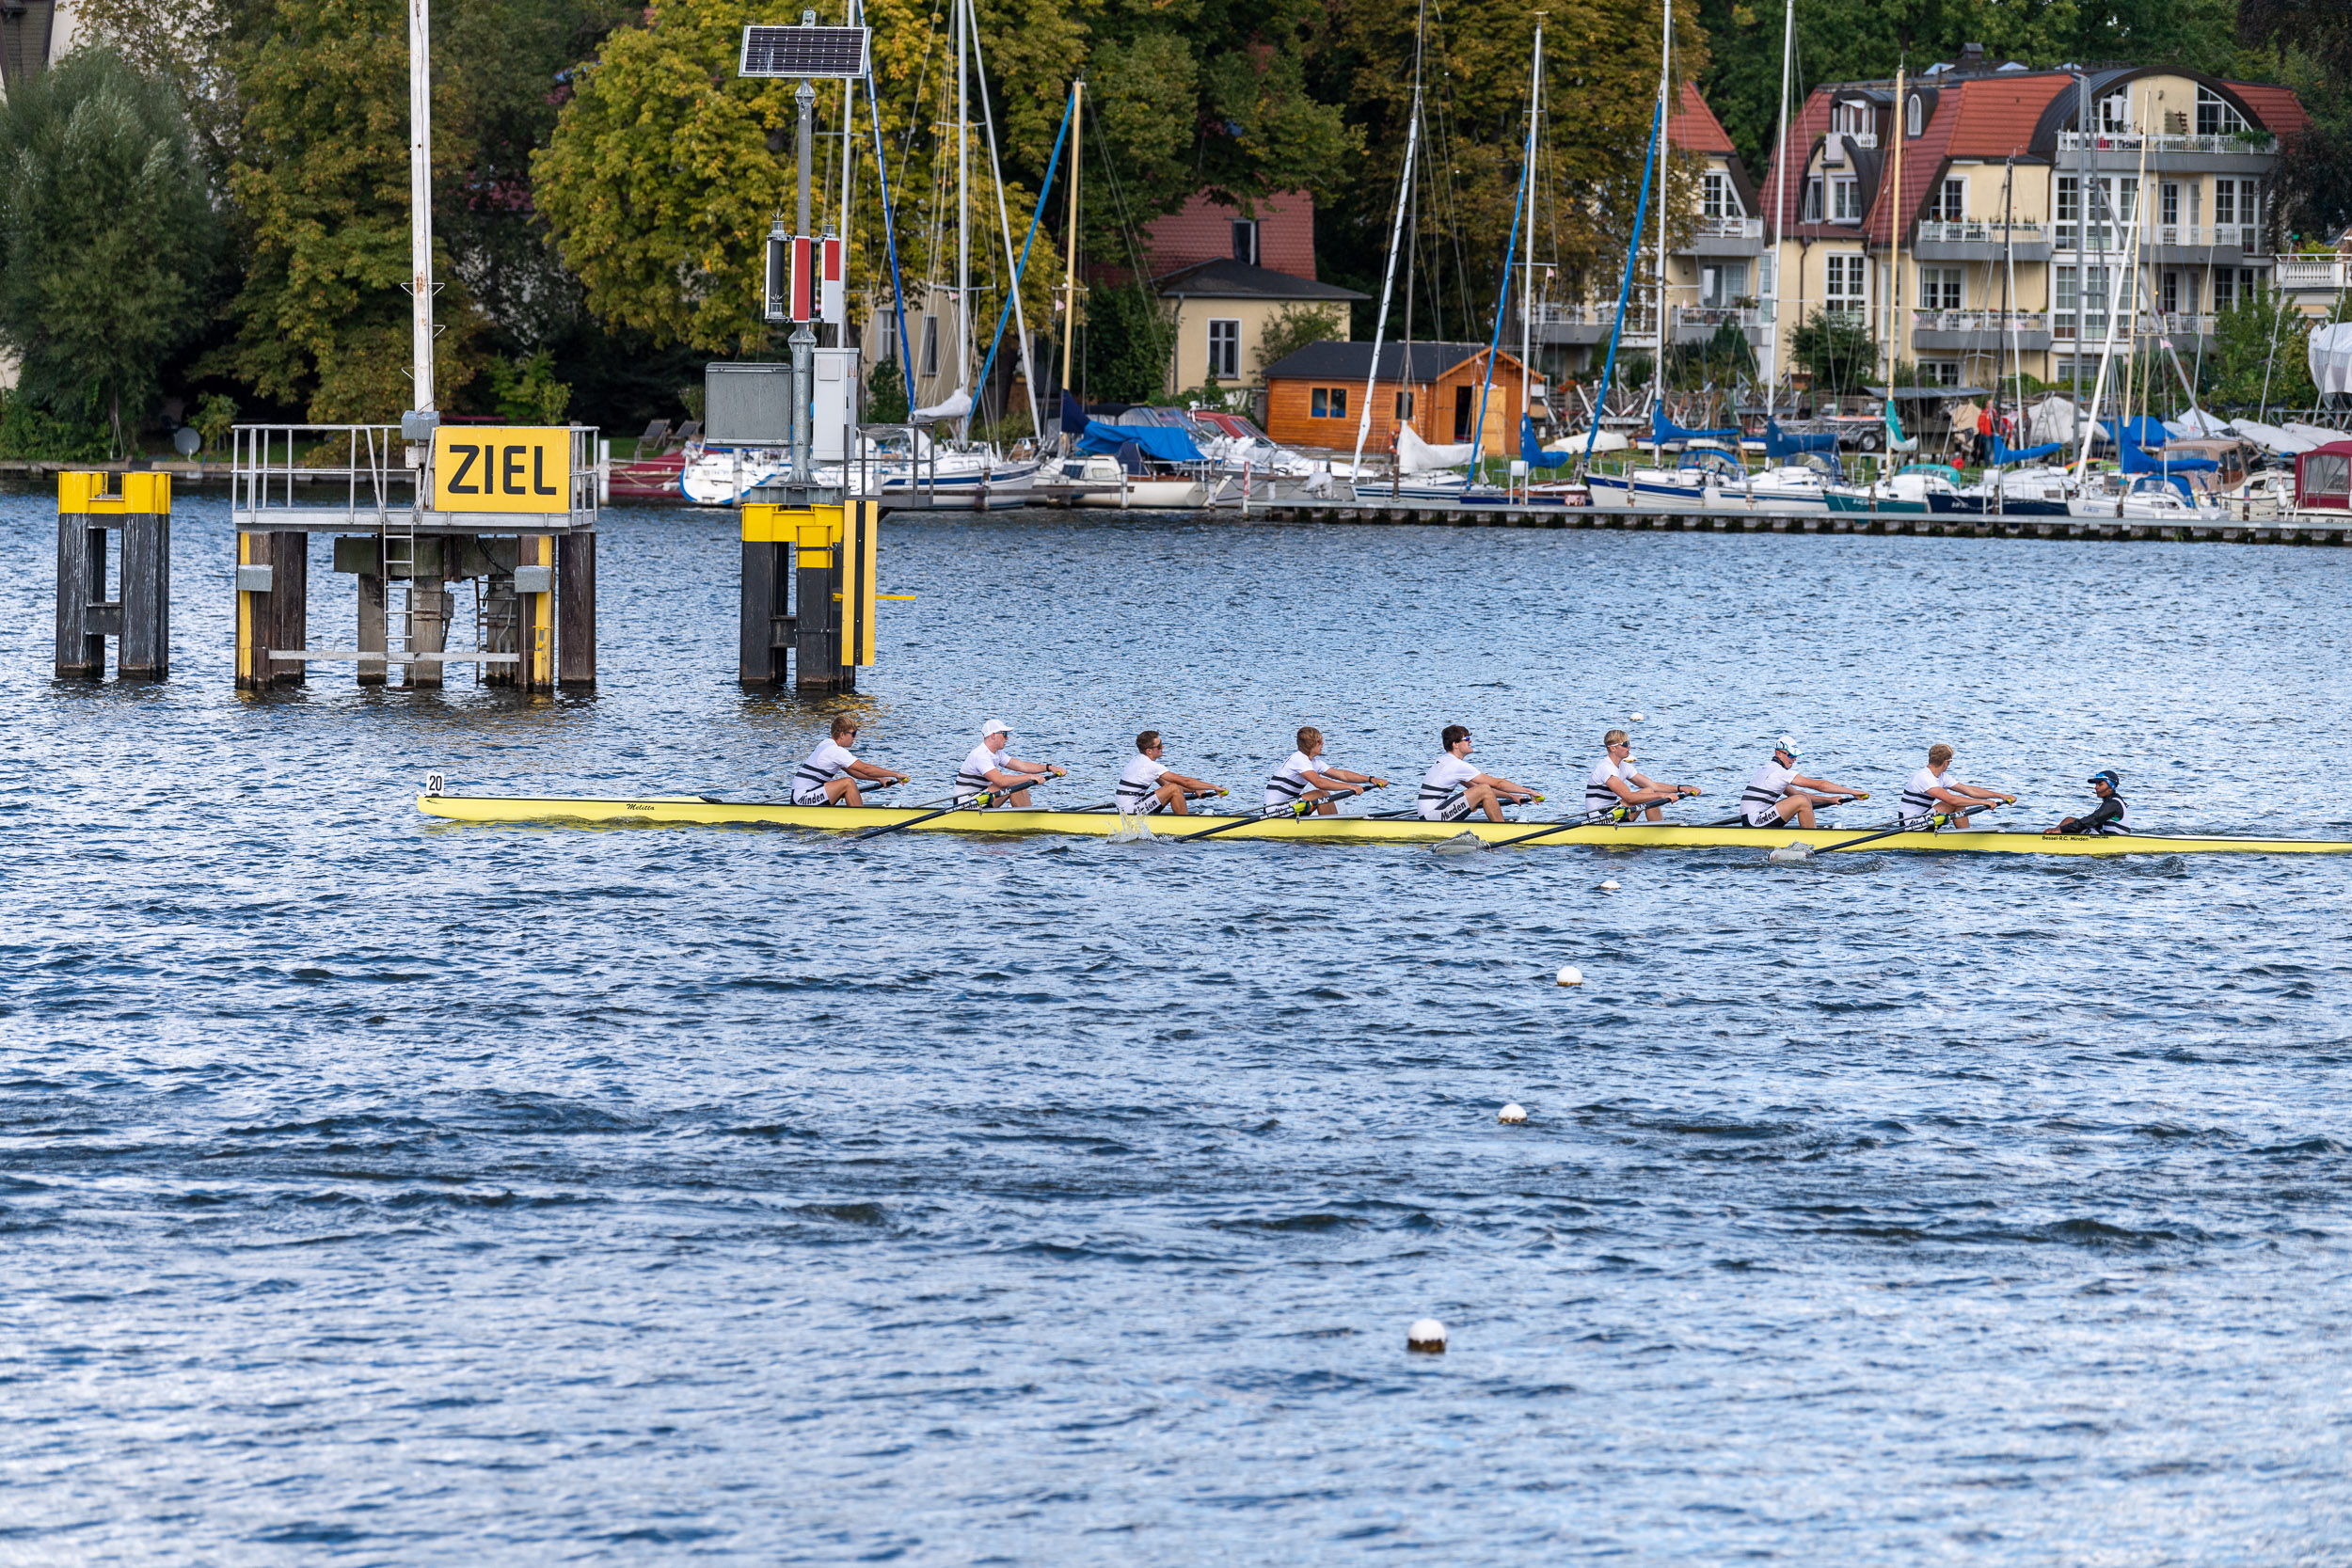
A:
432,427,572,513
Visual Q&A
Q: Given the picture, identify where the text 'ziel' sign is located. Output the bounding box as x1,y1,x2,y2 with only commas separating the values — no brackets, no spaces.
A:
431,427,572,514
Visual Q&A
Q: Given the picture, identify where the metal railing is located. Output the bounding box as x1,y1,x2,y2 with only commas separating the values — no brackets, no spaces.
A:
2058,130,2277,156
2049,311,2217,341
1691,215,1764,241
1529,302,1660,334
1914,220,2052,246
2057,223,2263,254
1674,306,1764,328
230,424,600,530
1912,309,2050,336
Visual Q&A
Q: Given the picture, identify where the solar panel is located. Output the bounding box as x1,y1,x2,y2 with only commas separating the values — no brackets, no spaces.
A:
738,25,870,79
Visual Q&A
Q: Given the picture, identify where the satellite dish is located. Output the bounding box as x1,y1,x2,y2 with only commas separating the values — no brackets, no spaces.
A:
173,425,201,457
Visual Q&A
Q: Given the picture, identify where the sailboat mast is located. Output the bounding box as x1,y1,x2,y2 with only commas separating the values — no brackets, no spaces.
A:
956,0,970,417
1650,0,1672,458
1520,16,1544,427
1352,0,1427,476
1887,62,1904,391
1763,0,1791,418
1059,79,1081,406
408,0,434,415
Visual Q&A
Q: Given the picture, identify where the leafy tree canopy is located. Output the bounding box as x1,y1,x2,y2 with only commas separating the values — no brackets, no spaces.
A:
0,47,220,454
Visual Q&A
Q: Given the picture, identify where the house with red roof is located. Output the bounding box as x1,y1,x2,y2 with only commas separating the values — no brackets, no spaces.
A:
1756,49,2309,393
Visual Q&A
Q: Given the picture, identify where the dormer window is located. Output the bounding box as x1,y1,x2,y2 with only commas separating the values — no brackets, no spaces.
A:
2099,92,2131,134
1832,100,1871,137
1703,171,1740,220
1231,220,1260,265
1907,94,1923,137
2196,86,2248,136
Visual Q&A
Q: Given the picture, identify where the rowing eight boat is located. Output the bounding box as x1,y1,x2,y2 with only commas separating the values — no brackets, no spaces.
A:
413,793,2352,856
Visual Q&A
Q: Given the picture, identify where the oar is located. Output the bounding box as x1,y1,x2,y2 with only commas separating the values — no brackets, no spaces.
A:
1485,788,1701,849
1182,780,1392,842
1807,799,2011,857
852,772,1055,841
1707,789,1867,829
1373,788,1546,820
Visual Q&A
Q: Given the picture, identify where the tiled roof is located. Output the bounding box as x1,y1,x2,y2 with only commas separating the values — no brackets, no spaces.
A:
1261,341,1498,383
2233,84,2309,138
1142,190,1318,281
1940,73,2073,157
1670,81,1735,155
1153,259,1367,302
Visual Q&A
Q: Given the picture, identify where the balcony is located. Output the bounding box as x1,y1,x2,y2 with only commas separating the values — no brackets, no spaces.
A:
2277,256,2352,292
2050,312,2215,342
1671,305,1766,345
2058,130,2277,157
1679,214,1765,257
1911,220,2053,262
1912,309,2052,352
2058,223,2265,256
1527,302,1657,347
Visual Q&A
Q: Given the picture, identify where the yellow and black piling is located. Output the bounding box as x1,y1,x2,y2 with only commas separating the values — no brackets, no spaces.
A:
56,473,172,681
739,498,877,691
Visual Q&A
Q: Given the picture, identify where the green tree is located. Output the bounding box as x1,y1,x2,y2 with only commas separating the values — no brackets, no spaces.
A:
0,47,221,456
866,357,910,423
1666,320,1756,388
1791,307,1877,395
2205,286,2316,407
222,0,485,422
1254,302,1348,373
1078,277,1176,402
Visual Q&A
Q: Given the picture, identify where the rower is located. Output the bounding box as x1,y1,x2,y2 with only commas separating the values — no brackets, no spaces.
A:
1584,728,1698,821
1740,736,1866,829
955,721,1063,807
1419,724,1539,823
793,716,909,807
2044,769,2129,837
1265,727,1389,816
1116,730,1224,816
1899,743,2014,829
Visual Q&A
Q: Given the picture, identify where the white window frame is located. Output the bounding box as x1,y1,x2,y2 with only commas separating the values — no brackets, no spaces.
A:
1930,176,1965,223
1703,170,1734,219
1918,264,1963,312
1832,100,1871,136
919,313,939,377
1206,318,1241,379
1832,178,1862,225
1825,252,1867,314
1231,221,1260,265
1906,94,1924,138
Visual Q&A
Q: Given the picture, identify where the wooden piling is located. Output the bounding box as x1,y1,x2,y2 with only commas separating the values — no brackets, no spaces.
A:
56,472,170,681
557,532,596,688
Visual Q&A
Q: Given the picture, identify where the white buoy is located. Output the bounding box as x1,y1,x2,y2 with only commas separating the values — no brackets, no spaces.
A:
1629,712,1644,721
1498,1102,1527,1124
1555,966,1583,987
1598,879,1620,891
1407,1318,1448,1353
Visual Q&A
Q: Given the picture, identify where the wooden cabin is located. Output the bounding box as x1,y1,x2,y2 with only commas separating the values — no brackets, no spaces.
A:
1261,341,1531,455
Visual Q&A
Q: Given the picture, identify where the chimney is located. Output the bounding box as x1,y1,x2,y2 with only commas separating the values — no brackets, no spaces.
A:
1959,42,1985,74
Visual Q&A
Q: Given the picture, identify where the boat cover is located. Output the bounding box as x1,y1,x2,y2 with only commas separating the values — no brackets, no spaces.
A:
1076,420,1202,463
2311,323,2352,397
1398,424,1476,473
1520,417,1574,469
912,387,973,425
1651,407,1740,447
2221,417,2315,455
1764,418,1838,458
1982,436,2066,467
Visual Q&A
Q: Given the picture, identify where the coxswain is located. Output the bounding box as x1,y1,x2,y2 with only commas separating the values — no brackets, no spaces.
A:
1740,736,1867,829
792,716,908,807
1116,730,1224,816
955,721,1063,807
1899,743,2014,829
1418,725,1540,823
1584,728,1699,821
2044,769,2129,836
1264,727,1389,816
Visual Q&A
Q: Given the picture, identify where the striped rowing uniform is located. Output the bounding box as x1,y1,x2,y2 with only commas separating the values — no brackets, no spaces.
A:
793,738,858,806
1586,758,1635,817
956,741,1011,805
1740,759,1797,827
1265,751,1333,811
1117,753,1169,815
1419,755,1481,822
1900,768,1959,828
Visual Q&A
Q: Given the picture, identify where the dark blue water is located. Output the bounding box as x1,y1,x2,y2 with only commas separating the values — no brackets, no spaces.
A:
6,488,2352,1562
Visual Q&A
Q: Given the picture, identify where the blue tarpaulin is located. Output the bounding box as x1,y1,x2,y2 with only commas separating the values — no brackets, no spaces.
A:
1651,407,1740,447
1075,420,1201,463
1764,418,1838,459
1520,417,1573,469
2114,415,2172,451
1984,436,2065,467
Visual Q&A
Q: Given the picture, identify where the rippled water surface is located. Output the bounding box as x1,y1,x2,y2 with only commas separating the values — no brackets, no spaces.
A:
5,487,2352,1564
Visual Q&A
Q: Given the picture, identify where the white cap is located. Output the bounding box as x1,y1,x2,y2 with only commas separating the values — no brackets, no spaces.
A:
980,720,1010,739
1775,734,1800,757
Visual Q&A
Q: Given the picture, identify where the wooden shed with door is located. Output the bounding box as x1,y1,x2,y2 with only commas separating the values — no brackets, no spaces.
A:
1260,341,1531,455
